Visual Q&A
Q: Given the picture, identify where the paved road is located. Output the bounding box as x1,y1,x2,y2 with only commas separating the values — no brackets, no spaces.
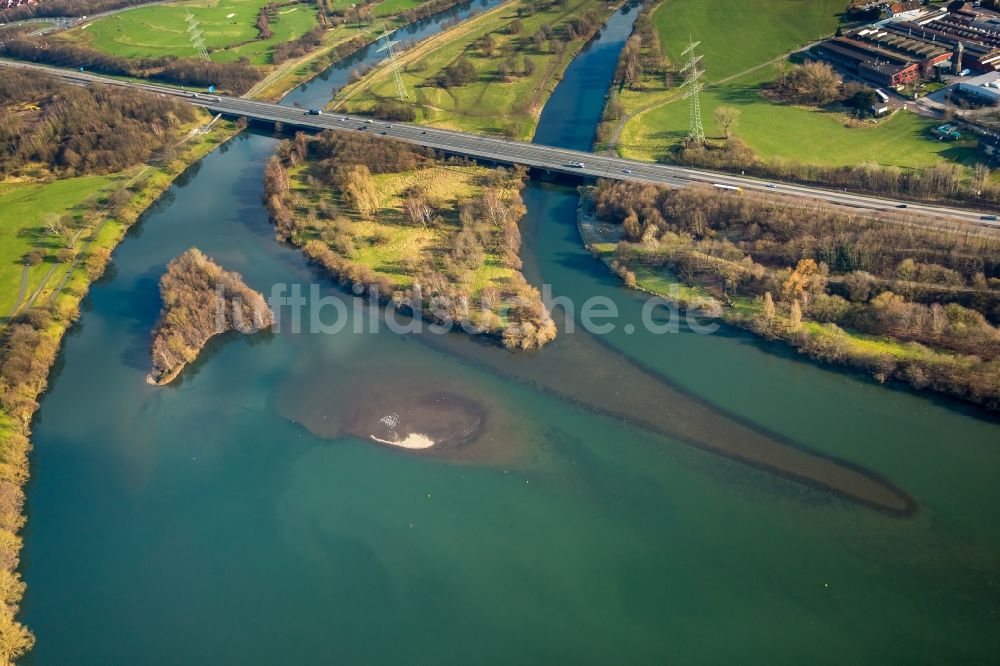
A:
2,59,998,227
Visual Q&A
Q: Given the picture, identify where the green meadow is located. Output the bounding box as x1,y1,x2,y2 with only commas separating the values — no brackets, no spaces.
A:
58,0,321,65
0,176,117,317
372,0,425,18
652,0,844,81
334,0,614,139
619,70,980,168
614,0,979,170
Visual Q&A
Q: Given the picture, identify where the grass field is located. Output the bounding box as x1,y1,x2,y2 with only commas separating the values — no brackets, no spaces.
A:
291,162,516,292
372,0,424,18
652,0,843,82
333,0,614,139
618,70,981,167
0,176,117,316
613,0,986,170
0,115,233,324
58,0,321,65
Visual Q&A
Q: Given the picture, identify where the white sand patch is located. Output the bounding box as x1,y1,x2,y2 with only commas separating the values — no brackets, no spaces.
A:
226,12,236,18
371,433,435,449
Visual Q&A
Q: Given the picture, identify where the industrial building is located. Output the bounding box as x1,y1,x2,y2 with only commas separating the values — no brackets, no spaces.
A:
953,71,1000,105
813,37,921,87
981,134,1000,162
851,25,954,75
818,3,1000,85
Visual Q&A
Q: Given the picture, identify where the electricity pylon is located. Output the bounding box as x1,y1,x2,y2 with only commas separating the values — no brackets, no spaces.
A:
680,39,705,144
376,24,409,101
186,13,210,61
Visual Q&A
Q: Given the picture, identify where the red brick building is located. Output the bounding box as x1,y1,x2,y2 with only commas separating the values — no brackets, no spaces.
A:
814,37,921,88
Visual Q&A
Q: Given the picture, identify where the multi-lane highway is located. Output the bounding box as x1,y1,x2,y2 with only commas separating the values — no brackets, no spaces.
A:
2,59,997,226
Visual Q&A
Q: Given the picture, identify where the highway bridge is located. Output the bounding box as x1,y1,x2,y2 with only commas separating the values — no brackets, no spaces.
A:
2,59,997,227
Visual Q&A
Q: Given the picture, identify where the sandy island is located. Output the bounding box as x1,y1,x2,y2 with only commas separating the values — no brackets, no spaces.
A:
371,433,436,449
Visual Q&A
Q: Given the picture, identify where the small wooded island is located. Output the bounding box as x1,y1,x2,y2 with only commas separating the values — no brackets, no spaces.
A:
149,248,274,385
264,131,556,349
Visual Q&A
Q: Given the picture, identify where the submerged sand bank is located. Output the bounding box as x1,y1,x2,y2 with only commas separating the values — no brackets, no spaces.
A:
371,432,436,449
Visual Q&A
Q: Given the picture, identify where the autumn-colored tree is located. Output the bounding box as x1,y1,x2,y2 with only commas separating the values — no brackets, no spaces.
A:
763,291,776,324
339,165,380,218
788,299,803,330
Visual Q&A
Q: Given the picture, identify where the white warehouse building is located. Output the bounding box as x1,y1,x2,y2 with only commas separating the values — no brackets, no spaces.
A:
954,71,1000,105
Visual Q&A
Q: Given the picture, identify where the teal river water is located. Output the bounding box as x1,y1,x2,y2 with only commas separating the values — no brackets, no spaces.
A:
19,4,1000,664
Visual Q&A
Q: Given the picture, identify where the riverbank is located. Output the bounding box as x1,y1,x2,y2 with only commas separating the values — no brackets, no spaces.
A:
0,108,238,660
576,186,1000,412
331,0,617,139
17,1,1000,662
1,3,519,657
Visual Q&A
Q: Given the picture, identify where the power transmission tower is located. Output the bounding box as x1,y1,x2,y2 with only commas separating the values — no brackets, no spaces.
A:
186,13,210,61
376,24,409,101
680,39,705,144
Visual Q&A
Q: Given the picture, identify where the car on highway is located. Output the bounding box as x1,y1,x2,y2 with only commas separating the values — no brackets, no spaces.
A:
766,183,777,189
896,204,908,209
365,119,374,124
623,169,632,174
569,161,585,168
982,215,998,221
307,108,322,115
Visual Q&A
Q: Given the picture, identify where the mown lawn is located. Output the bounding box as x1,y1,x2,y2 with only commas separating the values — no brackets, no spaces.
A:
651,0,843,82
58,0,321,65
372,0,424,18
612,0,979,170
0,175,117,316
334,0,614,139
619,70,981,167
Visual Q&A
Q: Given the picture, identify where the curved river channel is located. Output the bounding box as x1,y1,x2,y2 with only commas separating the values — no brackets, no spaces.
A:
20,3,1000,663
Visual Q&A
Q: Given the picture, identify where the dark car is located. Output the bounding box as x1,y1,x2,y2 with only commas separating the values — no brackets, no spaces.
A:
307,108,322,115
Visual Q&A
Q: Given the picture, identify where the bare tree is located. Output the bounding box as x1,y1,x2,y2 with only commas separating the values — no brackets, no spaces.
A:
714,105,741,139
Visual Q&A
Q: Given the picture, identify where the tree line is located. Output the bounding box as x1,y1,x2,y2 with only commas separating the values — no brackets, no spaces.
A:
150,249,273,385
0,37,264,94
673,136,1000,207
0,70,198,177
588,180,1000,409
615,0,666,91
272,26,325,64
0,0,156,21
434,2,604,91
0,307,49,662
264,130,556,349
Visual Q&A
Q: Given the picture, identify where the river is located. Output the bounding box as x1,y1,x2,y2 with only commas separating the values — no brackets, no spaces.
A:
20,4,1000,664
